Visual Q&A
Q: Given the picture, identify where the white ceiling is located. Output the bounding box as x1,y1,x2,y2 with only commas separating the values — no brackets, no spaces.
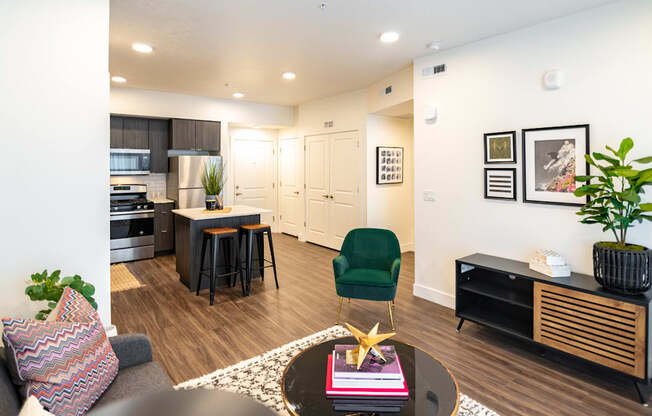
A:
109,0,614,106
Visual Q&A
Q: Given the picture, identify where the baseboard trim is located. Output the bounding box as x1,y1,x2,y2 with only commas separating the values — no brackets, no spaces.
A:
400,242,414,253
413,283,455,309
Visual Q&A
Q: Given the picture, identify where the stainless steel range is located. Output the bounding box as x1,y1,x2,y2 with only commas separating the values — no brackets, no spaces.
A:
110,184,155,263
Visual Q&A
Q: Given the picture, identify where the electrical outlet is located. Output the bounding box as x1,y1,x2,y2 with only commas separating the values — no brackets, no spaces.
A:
423,191,436,202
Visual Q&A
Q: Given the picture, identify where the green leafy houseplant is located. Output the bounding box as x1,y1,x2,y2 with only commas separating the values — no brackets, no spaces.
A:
200,160,225,196
25,270,96,320
574,137,652,248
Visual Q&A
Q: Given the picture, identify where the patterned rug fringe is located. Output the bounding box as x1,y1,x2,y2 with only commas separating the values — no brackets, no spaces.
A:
175,325,499,415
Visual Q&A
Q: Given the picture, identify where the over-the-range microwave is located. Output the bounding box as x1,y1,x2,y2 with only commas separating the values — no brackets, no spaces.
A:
110,149,150,176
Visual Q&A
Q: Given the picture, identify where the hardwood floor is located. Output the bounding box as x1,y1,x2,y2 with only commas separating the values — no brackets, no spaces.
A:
111,233,650,415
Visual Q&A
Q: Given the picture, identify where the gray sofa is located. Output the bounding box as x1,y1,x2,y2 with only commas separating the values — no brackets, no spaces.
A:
0,334,173,415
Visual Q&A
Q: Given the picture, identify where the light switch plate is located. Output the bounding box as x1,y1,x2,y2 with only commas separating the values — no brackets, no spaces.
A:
423,191,436,202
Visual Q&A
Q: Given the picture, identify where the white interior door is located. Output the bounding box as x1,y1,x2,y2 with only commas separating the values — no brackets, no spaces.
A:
233,139,275,226
305,135,330,247
279,137,303,237
328,131,360,249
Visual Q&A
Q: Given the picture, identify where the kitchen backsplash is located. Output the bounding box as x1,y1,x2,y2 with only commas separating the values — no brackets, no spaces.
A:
110,174,167,199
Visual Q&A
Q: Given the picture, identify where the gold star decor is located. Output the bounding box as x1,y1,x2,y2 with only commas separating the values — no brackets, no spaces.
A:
344,322,396,369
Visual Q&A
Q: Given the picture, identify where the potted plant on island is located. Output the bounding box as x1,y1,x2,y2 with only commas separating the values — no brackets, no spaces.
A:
201,159,226,210
574,137,652,294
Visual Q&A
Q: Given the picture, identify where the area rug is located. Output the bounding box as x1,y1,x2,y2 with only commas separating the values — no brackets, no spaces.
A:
175,325,499,415
110,263,144,292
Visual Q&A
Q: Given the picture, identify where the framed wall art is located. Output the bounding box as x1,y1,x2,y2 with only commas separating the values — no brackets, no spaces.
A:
484,168,517,200
522,124,590,206
484,131,516,164
376,146,404,184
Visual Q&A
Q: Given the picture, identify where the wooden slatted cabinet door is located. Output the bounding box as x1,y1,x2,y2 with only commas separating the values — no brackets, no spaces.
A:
534,282,646,379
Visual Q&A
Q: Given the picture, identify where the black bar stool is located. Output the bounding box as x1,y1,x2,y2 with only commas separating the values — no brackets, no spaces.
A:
239,223,278,295
196,227,244,304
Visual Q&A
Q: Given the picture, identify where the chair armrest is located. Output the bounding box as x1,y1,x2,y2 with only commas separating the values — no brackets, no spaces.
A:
333,255,350,279
390,258,401,282
109,334,153,370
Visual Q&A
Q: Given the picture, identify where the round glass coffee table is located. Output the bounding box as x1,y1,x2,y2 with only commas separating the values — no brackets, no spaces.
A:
282,336,459,415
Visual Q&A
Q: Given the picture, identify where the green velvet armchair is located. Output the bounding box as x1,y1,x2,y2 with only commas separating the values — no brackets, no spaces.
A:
333,228,401,330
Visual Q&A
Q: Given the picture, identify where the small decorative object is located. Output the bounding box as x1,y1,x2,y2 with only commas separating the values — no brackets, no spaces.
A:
376,147,403,184
574,137,652,294
200,159,225,210
344,322,396,369
25,270,96,320
484,168,516,200
529,249,571,277
522,124,589,206
484,131,516,164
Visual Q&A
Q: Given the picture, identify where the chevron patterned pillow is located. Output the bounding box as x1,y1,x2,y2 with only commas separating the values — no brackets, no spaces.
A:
2,287,118,416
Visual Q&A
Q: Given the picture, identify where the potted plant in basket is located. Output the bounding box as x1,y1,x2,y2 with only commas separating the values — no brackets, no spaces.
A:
574,137,652,294
201,159,226,210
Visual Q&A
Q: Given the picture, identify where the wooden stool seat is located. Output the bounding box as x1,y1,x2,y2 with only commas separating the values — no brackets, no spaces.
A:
203,227,238,235
240,223,271,231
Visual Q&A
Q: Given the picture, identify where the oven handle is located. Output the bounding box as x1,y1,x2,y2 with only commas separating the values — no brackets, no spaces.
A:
110,211,155,221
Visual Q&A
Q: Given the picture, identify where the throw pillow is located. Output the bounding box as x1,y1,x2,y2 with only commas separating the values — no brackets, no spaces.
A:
2,287,118,416
18,396,55,416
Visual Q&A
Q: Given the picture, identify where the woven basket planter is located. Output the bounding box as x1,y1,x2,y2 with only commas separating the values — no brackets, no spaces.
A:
593,243,651,295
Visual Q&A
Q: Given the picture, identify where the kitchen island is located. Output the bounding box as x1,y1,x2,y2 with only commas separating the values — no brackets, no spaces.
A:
173,205,272,292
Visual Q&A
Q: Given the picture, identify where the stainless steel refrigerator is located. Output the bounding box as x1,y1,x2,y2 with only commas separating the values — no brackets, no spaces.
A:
167,155,222,209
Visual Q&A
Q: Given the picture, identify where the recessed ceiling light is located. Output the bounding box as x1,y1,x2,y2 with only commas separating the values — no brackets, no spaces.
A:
233,92,244,98
111,76,126,83
379,32,399,43
282,72,296,80
427,41,441,50
132,43,153,54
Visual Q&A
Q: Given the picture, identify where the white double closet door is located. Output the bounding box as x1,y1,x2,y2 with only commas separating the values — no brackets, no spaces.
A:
305,131,361,250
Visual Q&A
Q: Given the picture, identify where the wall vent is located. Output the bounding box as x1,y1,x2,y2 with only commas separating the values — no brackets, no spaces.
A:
385,85,392,95
422,64,446,77
323,121,333,128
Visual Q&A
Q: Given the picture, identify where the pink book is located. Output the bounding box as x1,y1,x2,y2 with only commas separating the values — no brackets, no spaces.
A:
325,355,409,397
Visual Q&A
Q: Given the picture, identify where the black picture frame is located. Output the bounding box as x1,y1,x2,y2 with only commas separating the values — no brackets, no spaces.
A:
484,131,517,164
376,146,404,184
522,124,590,207
484,168,517,200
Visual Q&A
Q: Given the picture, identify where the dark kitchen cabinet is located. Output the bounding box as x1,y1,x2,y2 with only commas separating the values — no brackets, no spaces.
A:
169,119,196,150
110,116,124,148
123,118,149,149
148,119,169,173
196,120,221,152
154,202,175,253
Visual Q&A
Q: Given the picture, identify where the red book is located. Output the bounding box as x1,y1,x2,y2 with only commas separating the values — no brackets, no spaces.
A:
325,354,409,397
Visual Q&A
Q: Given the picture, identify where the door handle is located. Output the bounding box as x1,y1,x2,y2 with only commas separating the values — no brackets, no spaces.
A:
329,195,334,199
235,192,243,196
322,194,329,198
294,191,300,195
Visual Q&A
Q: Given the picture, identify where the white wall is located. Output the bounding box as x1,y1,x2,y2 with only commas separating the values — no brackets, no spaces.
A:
366,115,415,251
412,0,652,308
0,1,111,324
367,65,413,115
110,88,293,206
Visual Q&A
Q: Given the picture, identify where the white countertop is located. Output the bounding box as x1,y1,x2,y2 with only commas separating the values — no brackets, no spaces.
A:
150,197,175,204
172,205,271,220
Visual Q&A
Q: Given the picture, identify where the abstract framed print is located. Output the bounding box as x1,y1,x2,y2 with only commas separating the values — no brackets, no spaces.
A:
484,131,516,164
522,124,589,206
484,168,517,200
376,146,404,184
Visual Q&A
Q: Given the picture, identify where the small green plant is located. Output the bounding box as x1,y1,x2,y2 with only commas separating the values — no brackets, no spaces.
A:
200,160,226,196
574,137,652,249
25,270,96,320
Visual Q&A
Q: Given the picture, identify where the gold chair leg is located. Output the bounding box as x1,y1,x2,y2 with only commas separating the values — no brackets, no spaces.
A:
335,297,344,324
391,299,395,309
348,298,351,304
387,301,395,331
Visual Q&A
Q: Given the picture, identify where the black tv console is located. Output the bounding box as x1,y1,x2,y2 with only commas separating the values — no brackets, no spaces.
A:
455,253,652,405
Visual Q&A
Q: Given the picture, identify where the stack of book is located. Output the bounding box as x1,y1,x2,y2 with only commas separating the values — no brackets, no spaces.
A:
529,249,571,277
325,344,408,413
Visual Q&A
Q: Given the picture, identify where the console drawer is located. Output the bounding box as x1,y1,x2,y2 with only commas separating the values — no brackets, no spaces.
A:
534,282,646,379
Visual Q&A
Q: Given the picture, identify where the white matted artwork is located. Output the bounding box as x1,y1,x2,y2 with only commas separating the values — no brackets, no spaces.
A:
484,168,516,200
522,124,589,206
376,146,404,184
